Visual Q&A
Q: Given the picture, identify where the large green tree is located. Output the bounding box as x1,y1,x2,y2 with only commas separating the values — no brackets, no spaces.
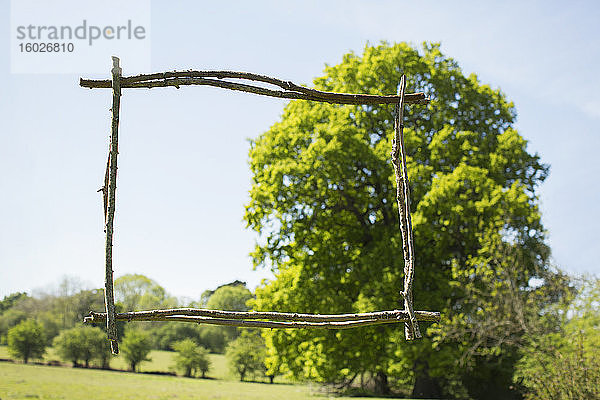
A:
245,43,558,398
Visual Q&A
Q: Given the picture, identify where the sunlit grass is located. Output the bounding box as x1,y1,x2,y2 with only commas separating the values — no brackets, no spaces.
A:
0,345,230,379
0,362,313,400
0,362,415,400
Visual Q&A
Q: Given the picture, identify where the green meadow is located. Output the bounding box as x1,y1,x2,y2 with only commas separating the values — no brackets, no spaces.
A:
0,362,316,400
0,346,412,400
0,345,230,379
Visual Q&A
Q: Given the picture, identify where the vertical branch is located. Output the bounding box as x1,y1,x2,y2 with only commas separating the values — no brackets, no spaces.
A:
391,75,421,340
104,56,122,354
102,153,110,225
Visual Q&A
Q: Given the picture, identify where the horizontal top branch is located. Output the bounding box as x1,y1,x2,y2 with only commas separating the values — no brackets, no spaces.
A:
85,308,440,323
80,70,429,105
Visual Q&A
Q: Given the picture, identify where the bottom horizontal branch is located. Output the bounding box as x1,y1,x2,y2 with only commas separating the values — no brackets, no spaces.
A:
84,308,440,330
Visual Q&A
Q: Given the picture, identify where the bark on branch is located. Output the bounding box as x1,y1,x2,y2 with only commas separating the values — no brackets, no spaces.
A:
84,308,441,329
80,70,428,105
104,56,121,354
392,75,421,340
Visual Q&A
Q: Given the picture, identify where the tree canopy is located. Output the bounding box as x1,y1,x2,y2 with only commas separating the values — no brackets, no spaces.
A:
0,292,28,314
206,284,252,312
115,274,178,311
205,283,253,344
245,42,560,398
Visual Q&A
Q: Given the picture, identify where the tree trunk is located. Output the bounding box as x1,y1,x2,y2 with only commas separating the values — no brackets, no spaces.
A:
131,362,136,372
373,371,391,396
411,361,442,399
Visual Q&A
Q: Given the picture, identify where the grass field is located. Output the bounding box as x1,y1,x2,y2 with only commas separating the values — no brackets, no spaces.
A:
0,362,416,400
0,362,316,400
0,345,231,380
0,346,416,399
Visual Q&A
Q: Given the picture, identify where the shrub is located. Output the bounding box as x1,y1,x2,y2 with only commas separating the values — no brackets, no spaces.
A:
515,277,600,399
53,326,109,368
172,338,211,378
7,319,46,363
225,330,266,381
516,332,600,399
121,329,152,372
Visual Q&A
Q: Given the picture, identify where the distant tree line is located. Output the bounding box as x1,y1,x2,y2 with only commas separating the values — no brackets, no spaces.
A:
1,275,268,380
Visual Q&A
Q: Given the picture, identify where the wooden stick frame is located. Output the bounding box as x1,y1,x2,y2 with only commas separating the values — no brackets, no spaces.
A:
81,57,438,353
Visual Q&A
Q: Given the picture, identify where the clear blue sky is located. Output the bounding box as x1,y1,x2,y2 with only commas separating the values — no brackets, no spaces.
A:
1,1,598,300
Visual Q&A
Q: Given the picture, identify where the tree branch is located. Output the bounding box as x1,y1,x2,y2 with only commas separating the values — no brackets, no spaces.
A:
104,56,121,354
80,70,428,105
84,308,440,328
392,75,421,340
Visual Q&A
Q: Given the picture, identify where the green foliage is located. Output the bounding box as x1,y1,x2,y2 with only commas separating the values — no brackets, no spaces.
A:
428,238,573,399
105,349,229,378
203,283,253,348
198,325,227,353
245,42,555,397
115,274,178,311
515,277,600,399
154,322,202,351
121,329,152,372
198,280,248,308
53,326,110,368
114,274,180,349
0,308,28,345
53,327,86,367
150,283,251,353
0,281,105,346
0,292,28,313
172,338,211,378
226,330,266,381
206,285,253,312
7,319,46,363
